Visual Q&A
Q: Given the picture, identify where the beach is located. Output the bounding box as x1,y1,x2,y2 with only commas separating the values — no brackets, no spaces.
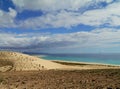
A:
1,51,120,72
0,51,120,89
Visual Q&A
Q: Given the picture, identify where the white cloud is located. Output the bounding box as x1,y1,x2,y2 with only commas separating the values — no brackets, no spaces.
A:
0,8,17,28
8,8,17,17
80,2,120,26
0,28,120,52
14,1,120,29
13,0,92,11
0,0,120,28
19,11,81,28
12,0,113,11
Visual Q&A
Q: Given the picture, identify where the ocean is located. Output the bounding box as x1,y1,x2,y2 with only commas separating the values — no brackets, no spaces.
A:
34,53,120,65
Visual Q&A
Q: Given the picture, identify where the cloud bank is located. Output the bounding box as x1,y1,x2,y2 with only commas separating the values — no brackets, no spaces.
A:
0,0,120,28
0,28,120,52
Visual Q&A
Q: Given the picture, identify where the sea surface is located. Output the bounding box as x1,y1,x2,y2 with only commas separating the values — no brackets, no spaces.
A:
33,53,120,65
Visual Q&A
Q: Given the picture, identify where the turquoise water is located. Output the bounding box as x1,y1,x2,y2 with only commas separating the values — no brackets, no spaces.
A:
37,54,120,65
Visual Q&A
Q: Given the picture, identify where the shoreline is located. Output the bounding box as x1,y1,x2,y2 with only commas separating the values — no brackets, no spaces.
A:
35,55,120,67
50,60,120,70
50,60,120,67
24,54,120,70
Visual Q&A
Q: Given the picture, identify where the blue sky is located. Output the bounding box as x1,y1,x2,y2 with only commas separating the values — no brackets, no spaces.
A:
0,0,120,53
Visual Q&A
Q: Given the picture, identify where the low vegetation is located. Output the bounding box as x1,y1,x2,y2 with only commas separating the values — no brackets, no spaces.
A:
0,69,120,88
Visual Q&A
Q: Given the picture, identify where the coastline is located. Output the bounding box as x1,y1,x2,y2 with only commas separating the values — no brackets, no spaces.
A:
33,55,120,70
36,54,120,67
51,60,120,67
49,60,120,70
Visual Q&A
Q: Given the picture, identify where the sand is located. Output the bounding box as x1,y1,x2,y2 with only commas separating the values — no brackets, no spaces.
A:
0,51,64,72
52,60,120,70
0,51,120,72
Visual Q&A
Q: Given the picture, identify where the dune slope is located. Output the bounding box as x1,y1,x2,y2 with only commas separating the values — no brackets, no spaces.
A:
0,51,64,72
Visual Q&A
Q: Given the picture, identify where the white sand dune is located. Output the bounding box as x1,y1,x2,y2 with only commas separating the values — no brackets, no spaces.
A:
0,51,64,72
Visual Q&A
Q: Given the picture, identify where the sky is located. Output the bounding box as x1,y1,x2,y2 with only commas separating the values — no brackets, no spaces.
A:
0,0,120,53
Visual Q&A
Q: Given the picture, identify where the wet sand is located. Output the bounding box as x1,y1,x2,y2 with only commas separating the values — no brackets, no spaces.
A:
0,69,120,89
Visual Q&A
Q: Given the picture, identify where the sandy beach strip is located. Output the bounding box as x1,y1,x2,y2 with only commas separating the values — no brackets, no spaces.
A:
50,60,120,70
36,55,120,69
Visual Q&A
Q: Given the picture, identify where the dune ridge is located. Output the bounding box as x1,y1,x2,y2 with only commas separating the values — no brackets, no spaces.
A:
0,51,64,72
